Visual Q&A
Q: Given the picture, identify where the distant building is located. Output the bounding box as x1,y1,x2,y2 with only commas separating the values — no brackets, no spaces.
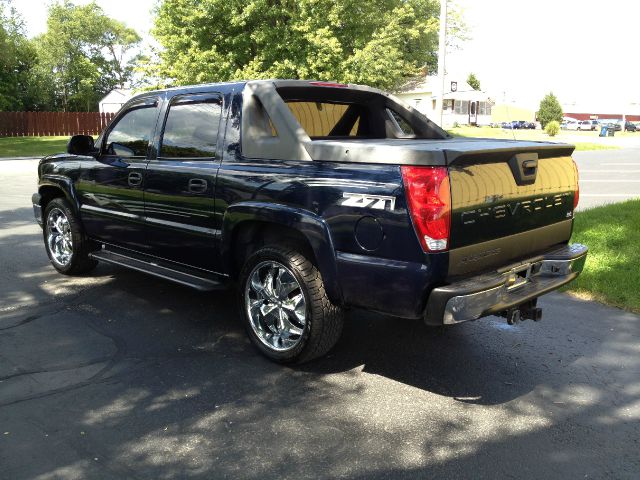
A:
491,103,536,124
99,89,133,114
561,101,640,122
395,75,493,127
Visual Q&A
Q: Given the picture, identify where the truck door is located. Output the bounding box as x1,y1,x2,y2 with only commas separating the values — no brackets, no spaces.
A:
142,93,224,271
76,96,160,250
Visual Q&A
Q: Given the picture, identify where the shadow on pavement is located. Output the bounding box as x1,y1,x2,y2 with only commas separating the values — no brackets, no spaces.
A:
1,206,639,479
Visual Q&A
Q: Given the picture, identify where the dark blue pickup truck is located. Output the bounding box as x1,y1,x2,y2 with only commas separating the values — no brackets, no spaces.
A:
32,80,587,363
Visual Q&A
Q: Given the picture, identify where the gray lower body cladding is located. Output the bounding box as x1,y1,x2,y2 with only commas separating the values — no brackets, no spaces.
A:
425,243,588,326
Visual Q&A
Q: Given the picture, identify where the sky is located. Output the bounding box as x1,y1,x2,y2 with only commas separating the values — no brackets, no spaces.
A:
446,0,639,109
13,0,156,45
12,0,639,110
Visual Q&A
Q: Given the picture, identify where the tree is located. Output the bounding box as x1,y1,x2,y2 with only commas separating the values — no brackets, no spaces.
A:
466,72,480,90
0,2,41,111
32,1,141,111
145,0,466,90
538,92,563,128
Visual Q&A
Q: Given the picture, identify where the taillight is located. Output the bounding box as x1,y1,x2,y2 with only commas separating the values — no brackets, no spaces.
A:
572,159,580,210
401,166,451,252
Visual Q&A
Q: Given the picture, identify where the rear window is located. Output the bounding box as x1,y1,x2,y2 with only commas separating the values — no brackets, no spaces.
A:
276,86,446,140
286,102,360,137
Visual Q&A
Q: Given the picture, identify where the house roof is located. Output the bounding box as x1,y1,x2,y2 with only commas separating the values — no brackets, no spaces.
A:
396,75,490,101
99,89,133,104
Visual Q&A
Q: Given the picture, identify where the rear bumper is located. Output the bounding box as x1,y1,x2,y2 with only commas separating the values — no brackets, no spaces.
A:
425,243,588,325
32,193,43,226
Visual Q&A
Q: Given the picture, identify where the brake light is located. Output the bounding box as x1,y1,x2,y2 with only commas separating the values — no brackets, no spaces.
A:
309,81,348,88
572,159,580,209
401,166,451,252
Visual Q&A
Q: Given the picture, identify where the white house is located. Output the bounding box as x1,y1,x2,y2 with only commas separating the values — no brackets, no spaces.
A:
99,89,133,114
395,76,493,128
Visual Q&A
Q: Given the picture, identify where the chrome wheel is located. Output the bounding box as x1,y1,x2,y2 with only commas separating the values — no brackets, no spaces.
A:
46,208,73,266
245,260,307,352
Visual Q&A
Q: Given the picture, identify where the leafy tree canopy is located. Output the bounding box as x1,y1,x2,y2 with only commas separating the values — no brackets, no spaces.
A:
32,0,141,111
146,0,457,90
0,2,40,111
538,92,563,128
466,72,480,90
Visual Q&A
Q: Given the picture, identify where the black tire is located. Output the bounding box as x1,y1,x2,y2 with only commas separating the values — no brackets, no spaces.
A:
238,245,344,363
43,197,98,275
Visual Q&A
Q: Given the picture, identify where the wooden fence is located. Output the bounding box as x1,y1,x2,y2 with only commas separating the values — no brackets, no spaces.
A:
0,111,116,137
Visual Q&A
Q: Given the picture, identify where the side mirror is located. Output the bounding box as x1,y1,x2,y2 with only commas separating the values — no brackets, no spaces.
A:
67,135,98,156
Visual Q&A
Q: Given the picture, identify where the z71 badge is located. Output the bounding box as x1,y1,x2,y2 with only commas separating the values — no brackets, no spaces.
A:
341,193,396,211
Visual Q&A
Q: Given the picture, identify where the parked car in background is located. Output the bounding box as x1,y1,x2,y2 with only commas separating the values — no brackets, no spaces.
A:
578,120,597,131
561,119,579,130
624,121,637,132
508,120,536,130
501,121,514,129
600,119,622,131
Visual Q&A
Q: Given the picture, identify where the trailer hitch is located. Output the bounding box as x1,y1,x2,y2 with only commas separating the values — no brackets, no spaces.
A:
501,300,542,325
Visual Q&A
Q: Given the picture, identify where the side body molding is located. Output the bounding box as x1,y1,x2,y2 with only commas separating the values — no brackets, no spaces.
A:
221,201,342,304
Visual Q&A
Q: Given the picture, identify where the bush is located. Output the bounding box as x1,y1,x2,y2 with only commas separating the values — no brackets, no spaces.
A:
545,120,560,136
538,92,563,128
452,121,460,128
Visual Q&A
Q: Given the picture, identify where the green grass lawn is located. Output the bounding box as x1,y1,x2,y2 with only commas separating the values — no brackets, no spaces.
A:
448,126,621,151
0,130,622,157
572,143,619,151
566,199,640,313
0,136,69,158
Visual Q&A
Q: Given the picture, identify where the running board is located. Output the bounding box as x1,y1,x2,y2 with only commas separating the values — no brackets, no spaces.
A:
89,248,224,291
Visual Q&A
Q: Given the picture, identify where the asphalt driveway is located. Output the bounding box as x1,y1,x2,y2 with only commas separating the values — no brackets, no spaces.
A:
1,159,639,479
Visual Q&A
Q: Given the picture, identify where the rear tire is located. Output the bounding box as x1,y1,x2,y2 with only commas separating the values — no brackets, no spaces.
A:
238,245,343,363
43,197,97,275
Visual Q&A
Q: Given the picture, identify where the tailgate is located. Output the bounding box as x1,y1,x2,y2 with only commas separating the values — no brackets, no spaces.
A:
448,154,578,277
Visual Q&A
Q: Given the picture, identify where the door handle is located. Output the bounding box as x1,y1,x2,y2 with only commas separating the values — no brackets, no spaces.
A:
188,178,208,193
128,172,143,187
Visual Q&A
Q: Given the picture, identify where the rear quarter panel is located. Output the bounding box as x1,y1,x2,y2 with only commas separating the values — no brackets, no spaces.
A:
220,93,444,316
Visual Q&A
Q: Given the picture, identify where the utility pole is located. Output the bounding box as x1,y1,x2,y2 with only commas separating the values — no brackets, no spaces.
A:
435,0,448,127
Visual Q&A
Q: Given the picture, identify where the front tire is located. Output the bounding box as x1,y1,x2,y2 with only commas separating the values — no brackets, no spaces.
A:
43,197,97,275
238,245,343,363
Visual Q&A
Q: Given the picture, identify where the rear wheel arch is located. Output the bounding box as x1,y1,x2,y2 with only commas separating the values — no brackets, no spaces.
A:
229,220,318,279
221,203,342,305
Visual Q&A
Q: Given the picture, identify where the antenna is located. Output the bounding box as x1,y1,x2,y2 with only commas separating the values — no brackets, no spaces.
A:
503,90,516,140
435,0,448,128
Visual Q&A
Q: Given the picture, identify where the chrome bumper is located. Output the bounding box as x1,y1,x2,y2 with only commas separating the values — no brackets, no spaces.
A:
32,193,43,226
425,243,588,325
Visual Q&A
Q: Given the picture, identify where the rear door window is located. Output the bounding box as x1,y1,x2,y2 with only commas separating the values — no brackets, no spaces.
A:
159,94,223,158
